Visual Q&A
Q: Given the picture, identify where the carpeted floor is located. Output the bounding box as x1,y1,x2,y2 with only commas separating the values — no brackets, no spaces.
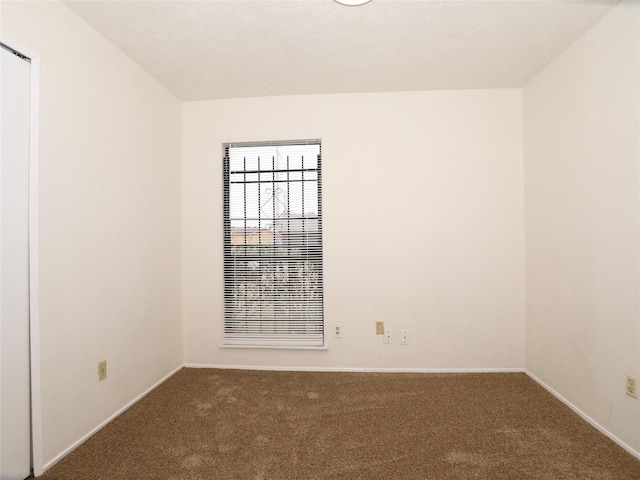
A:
39,368,640,479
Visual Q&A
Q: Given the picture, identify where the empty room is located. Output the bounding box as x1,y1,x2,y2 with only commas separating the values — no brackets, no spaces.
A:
1,0,639,478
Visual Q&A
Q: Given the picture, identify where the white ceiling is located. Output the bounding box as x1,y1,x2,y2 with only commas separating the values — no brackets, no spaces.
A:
63,0,619,101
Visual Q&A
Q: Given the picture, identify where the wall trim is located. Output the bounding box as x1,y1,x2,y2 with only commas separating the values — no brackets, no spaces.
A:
525,370,640,461
41,365,184,474
29,53,43,478
184,363,525,374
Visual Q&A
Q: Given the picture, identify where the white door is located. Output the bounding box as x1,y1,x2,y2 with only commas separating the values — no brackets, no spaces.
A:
0,44,32,480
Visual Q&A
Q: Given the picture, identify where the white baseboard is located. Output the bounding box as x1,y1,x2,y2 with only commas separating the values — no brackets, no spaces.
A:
184,363,525,374
41,364,184,474
525,370,640,461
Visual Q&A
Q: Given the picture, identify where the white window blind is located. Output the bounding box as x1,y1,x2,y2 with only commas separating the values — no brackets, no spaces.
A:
222,140,324,347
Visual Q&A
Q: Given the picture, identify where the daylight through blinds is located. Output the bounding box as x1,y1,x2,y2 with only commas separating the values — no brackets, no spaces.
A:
223,141,324,347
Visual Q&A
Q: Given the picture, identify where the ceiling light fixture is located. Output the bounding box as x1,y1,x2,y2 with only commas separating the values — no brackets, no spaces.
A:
334,0,372,6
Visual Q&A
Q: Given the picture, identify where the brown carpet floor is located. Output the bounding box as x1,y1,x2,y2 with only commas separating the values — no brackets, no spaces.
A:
39,368,640,479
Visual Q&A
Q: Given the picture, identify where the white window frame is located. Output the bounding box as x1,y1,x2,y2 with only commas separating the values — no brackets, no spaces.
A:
222,140,325,349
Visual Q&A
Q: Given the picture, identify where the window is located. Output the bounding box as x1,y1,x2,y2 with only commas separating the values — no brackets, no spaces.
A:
222,140,324,348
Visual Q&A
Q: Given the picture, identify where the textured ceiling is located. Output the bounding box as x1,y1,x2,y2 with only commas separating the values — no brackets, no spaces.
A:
63,0,619,101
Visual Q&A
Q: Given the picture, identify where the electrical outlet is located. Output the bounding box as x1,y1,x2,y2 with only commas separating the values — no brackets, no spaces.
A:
98,360,107,382
384,328,393,344
626,375,638,399
400,329,410,345
376,321,384,335
333,323,343,338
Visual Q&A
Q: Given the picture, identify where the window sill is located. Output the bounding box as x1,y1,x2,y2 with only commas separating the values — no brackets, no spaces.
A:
219,343,328,350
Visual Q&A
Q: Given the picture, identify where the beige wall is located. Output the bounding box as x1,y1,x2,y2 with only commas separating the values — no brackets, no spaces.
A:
523,1,640,452
2,0,183,466
183,90,525,370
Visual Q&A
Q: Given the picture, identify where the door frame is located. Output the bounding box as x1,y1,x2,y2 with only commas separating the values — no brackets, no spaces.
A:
1,38,43,477
27,46,43,479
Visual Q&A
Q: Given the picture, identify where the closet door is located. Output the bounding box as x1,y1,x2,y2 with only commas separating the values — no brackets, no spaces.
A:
1,44,32,480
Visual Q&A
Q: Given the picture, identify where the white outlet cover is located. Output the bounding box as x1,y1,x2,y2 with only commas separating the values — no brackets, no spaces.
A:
333,323,343,338
384,328,393,344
